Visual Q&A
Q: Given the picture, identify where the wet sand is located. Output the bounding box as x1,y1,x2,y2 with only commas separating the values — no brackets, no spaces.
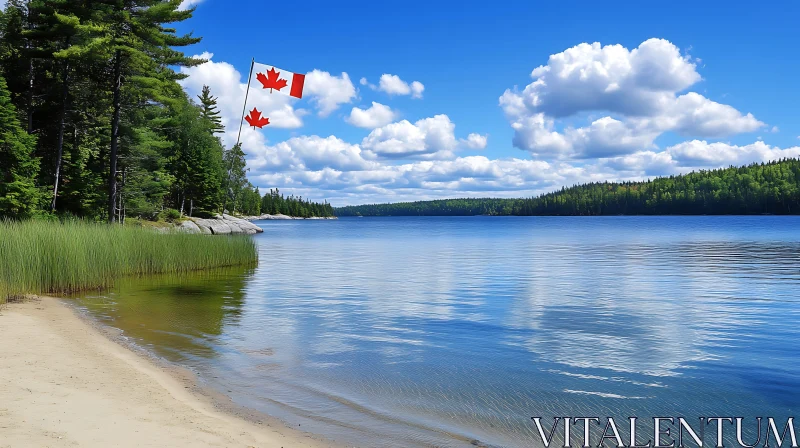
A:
0,296,336,448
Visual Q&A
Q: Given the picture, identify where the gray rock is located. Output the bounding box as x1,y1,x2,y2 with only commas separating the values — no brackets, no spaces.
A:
187,215,263,235
178,220,202,234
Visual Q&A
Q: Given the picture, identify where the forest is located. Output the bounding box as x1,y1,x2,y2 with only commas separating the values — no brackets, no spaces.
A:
335,159,800,216
0,0,329,222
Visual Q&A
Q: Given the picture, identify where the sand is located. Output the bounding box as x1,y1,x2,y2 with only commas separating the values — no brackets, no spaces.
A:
0,296,334,448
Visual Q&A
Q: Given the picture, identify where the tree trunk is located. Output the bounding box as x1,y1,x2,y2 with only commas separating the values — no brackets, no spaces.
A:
51,62,69,212
25,1,33,133
108,50,122,223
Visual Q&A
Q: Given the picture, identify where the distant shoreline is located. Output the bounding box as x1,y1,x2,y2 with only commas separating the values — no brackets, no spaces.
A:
244,213,338,221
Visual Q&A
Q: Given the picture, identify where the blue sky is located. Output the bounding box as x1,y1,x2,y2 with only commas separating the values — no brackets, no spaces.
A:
175,0,800,205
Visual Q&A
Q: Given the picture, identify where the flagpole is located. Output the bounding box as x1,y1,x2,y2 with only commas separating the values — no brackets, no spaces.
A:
236,58,255,147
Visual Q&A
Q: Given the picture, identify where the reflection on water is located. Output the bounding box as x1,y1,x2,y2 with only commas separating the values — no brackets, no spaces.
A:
73,267,252,362
73,217,800,447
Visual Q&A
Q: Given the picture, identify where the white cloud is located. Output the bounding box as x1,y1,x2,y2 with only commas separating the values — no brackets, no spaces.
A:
771,126,780,133
245,131,800,205
359,77,368,86
179,53,303,147
345,102,398,129
248,136,379,173
599,141,800,177
410,81,425,99
361,115,458,159
665,140,800,167
178,0,203,10
378,74,425,99
509,114,659,159
502,38,766,159
516,38,701,118
304,70,357,117
632,92,763,138
461,133,488,150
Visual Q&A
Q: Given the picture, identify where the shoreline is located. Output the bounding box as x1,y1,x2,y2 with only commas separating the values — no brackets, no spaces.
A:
0,296,340,448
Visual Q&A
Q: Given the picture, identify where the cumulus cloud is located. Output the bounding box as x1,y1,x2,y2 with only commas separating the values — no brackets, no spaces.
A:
378,74,425,99
345,102,398,129
304,70,357,117
665,140,800,168
244,131,800,205
501,38,766,159
461,133,488,150
508,113,659,159
361,115,458,159
247,135,379,173
600,141,800,177
516,38,701,118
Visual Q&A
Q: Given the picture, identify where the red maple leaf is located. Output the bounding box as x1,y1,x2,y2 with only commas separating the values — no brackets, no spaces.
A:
256,67,288,92
245,108,270,129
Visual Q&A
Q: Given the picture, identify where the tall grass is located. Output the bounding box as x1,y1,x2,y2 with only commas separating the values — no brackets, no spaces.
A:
0,220,258,304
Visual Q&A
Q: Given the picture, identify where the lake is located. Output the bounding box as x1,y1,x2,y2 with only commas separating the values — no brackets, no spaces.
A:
72,216,800,447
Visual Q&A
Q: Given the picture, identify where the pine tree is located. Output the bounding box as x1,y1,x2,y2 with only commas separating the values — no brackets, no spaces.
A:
24,1,104,212
170,95,224,218
197,85,224,134
96,0,203,222
0,74,40,218
222,143,247,215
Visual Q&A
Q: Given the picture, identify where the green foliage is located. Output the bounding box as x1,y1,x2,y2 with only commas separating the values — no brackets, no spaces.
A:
158,208,182,222
0,75,40,218
0,1,240,222
236,184,261,216
336,159,800,217
0,219,258,304
167,95,224,217
222,143,248,214
198,85,224,134
260,188,335,218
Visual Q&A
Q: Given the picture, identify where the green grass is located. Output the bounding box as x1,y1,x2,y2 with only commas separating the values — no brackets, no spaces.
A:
0,220,258,304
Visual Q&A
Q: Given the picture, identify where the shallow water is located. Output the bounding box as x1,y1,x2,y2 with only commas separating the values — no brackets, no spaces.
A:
73,216,800,447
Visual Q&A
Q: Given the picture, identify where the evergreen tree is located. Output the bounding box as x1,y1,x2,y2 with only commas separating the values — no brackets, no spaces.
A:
169,95,224,218
25,1,104,212
222,143,247,215
0,74,40,218
197,85,223,134
96,0,203,222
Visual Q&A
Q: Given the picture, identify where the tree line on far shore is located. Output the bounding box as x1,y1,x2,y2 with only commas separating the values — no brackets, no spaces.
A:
335,159,800,216
232,187,335,218
0,1,328,222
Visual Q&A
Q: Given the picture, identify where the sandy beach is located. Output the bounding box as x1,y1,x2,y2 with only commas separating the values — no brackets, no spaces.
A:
0,296,333,448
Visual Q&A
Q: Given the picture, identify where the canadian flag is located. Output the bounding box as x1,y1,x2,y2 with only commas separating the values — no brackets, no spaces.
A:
250,61,305,99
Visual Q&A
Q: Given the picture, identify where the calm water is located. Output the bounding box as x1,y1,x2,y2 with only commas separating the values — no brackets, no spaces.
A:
73,217,800,447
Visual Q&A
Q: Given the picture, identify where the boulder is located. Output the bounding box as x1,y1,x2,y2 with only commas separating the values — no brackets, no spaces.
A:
178,220,202,234
187,215,263,235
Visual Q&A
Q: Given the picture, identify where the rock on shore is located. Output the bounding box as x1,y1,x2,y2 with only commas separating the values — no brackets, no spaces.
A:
179,214,263,235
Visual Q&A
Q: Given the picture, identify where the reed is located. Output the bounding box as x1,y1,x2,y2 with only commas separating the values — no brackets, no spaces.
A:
0,220,258,304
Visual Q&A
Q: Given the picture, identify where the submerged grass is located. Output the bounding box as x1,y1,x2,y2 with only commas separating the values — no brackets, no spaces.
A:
0,220,258,305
